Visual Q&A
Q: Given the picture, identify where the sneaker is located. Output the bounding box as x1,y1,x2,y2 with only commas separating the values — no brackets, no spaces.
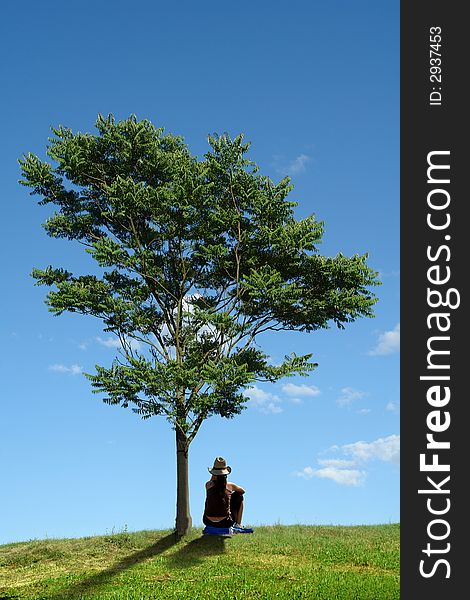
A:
232,523,254,533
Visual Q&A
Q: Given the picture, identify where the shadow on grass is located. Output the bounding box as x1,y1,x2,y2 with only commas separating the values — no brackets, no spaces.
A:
166,534,228,568
47,533,177,600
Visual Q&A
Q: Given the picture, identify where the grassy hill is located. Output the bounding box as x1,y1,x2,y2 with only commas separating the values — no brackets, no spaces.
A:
0,524,399,599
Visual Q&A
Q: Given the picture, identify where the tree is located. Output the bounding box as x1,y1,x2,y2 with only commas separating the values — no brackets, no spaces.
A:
19,114,380,537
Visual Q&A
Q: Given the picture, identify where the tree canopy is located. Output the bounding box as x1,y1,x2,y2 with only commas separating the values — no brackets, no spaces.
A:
20,114,380,535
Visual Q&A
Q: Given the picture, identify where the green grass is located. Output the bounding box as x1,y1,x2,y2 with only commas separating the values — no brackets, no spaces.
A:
0,524,399,599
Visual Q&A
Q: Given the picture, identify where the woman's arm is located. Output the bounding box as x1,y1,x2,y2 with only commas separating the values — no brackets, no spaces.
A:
228,482,245,494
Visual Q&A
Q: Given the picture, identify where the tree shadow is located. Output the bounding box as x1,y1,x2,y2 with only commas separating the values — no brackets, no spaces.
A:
47,532,178,600
166,534,228,569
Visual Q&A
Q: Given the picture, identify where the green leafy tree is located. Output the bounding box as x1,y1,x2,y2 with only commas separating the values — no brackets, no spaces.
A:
19,115,380,537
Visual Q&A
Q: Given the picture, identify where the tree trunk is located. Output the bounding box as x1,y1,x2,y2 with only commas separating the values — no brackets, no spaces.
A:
175,428,192,537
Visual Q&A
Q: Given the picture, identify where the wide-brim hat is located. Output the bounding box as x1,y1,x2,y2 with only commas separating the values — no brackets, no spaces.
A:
208,456,232,475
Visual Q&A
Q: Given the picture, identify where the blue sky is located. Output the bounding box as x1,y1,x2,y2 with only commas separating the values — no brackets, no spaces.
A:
0,1,399,544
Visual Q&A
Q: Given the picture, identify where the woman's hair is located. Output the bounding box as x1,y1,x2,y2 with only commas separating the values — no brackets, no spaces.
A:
213,474,228,498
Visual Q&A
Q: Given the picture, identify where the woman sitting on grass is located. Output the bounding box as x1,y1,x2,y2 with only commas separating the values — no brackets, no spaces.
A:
203,457,247,529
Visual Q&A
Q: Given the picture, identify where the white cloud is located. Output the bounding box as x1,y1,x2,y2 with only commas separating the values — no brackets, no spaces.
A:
245,385,282,414
294,434,399,487
341,434,400,465
96,336,141,351
96,336,121,348
380,269,400,278
295,466,316,479
312,467,366,486
386,401,399,412
246,386,270,401
357,408,371,415
38,333,53,342
49,364,83,376
369,323,400,356
294,465,365,486
275,153,311,176
317,458,356,468
263,402,283,414
246,382,320,414
337,387,365,407
282,383,321,398
285,154,311,175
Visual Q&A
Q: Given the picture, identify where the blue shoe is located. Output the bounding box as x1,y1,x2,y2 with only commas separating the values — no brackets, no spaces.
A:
232,523,254,533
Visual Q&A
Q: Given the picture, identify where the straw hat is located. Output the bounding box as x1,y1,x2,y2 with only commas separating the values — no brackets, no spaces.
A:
208,456,232,475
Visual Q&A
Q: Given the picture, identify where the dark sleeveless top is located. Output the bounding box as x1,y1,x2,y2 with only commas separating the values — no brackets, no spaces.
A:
204,484,232,518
